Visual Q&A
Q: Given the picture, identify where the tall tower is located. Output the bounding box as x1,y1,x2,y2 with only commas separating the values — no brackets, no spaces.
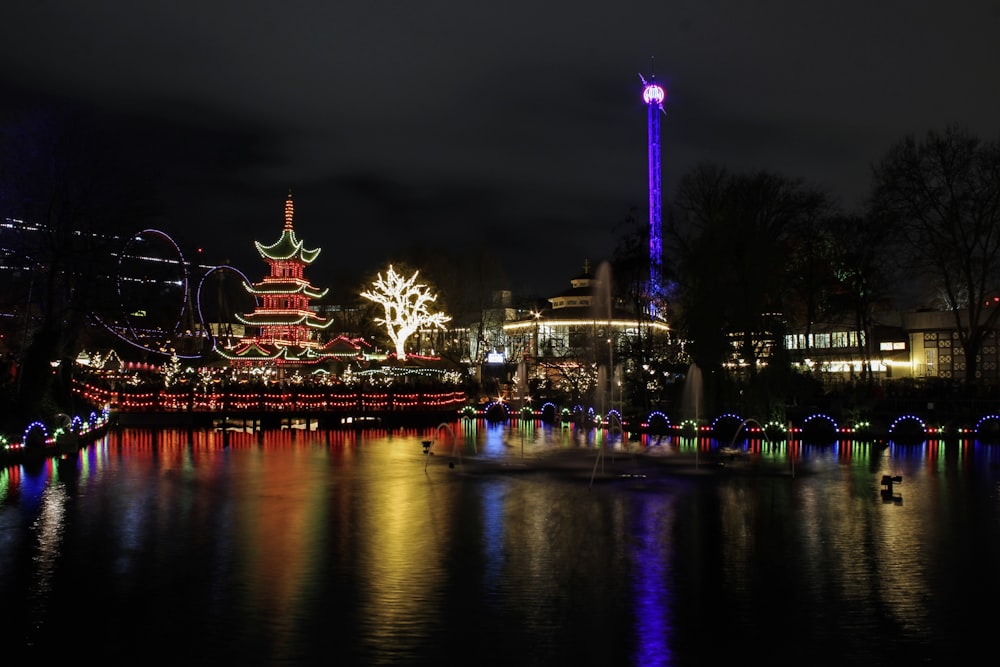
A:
640,68,666,303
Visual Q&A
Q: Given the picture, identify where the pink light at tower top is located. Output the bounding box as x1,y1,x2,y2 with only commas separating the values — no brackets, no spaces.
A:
642,83,665,105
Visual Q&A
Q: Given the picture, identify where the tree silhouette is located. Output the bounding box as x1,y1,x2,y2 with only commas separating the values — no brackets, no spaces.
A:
666,164,830,419
669,164,828,377
0,100,158,421
814,211,903,385
872,126,1000,389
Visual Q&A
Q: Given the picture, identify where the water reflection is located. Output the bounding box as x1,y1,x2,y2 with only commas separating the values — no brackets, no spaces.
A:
631,494,675,666
26,469,68,644
1,423,998,664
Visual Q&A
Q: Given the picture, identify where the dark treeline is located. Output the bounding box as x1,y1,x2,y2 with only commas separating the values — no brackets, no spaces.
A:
643,126,1000,420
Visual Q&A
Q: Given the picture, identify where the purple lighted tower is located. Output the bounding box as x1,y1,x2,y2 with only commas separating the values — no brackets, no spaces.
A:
640,68,666,304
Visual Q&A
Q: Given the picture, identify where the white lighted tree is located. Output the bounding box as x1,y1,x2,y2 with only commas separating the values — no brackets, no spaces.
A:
161,351,182,387
360,264,451,360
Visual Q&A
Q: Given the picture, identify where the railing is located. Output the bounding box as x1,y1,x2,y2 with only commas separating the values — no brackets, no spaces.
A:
73,380,466,413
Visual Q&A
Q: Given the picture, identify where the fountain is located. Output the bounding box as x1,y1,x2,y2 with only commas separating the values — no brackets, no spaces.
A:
596,365,608,417
422,439,433,471
680,363,703,427
721,417,796,477
436,422,465,465
592,260,615,419
723,418,765,453
516,360,529,410
420,422,465,473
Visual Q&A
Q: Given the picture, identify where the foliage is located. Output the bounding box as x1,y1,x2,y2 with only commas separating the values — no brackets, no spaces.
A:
536,359,597,405
667,164,829,378
0,100,158,421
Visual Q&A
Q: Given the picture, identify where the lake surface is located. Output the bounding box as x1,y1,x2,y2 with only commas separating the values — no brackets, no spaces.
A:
2,421,998,666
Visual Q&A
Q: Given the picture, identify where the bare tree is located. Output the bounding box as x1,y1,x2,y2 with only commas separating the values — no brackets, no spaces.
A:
360,264,451,359
872,126,1000,389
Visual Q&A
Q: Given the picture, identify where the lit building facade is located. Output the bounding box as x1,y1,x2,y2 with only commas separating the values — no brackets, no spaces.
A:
902,309,1000,384
783,309,1000,387
502,261,672,408
784,320,910,383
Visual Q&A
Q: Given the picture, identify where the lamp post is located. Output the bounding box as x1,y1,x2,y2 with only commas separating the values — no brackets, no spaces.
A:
529,310,542,395
607,336,614,426
530,310,542,360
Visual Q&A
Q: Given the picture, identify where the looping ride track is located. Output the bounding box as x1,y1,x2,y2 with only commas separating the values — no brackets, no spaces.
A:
90,228,255,360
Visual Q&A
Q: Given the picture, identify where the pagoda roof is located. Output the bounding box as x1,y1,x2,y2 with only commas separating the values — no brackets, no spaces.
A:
254,192,322,264
214,340,342,364
215,340,284,361
255,232,321,264
244,280,329,299
236,312,335,329
285,346,330,361
318,335,373,356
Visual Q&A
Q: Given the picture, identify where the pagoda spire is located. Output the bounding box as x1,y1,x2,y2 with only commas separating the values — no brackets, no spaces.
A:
284,189,294,231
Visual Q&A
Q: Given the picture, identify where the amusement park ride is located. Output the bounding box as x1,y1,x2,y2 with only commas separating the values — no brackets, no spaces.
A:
639,66,665,303
88,192,346,368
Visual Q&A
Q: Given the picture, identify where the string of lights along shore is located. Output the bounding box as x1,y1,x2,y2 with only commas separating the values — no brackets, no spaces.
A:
640,63,666,311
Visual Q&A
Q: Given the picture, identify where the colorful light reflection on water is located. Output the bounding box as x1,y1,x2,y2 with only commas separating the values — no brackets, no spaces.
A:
2,422,999,665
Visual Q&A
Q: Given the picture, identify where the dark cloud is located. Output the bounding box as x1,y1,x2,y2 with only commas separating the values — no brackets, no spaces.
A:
2,1,999,296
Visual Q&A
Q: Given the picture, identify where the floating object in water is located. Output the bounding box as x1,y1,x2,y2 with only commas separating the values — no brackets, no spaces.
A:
880,474,903,504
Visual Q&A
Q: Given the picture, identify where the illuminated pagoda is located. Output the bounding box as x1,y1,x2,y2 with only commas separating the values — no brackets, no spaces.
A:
218,192,338,369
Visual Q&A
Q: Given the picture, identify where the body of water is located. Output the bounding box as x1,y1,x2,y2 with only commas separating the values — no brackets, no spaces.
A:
2,421,998,665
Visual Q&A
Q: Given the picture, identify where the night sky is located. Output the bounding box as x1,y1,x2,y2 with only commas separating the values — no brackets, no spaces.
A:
2,1,999,297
